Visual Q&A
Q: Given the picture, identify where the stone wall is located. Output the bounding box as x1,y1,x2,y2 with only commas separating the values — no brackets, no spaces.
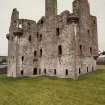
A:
7,0,98,79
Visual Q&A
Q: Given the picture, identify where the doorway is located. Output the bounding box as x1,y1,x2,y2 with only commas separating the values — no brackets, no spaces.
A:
33,68,37,75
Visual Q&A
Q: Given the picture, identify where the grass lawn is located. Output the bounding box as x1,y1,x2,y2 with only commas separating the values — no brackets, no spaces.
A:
0,65,105,105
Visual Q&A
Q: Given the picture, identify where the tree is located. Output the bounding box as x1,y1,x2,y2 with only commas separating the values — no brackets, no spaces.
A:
98,50,105,56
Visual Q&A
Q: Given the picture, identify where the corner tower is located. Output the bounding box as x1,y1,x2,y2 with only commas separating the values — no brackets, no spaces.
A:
10,8,19,31
73,0,90,29
45,0,57,18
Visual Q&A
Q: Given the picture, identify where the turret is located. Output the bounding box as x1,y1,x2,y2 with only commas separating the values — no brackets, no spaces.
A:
73,0,90,30
10,8,19,28
45,0,57,18
73,0,90,17
73,0,80,16
10,9,23,37
7,9,19,40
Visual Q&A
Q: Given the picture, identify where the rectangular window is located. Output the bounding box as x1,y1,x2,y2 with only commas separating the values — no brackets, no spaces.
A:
56,28,60,36
80,45,82,55
40,49,42,57
33,68,37,75
34,51,37,57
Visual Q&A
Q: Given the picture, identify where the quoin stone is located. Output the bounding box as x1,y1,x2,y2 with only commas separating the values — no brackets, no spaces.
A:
6,0,98,79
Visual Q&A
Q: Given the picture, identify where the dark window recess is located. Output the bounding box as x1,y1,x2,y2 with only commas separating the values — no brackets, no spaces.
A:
79,68,81,74
58,45,62,56
22,56,24,62
28,22,30,26
65,69,68,76
54,69,56,75
29,35,32,42
56,28,60,36
39,69,41,75
41,20,44,24
14,20,16,23
80,45,82,55
40,49,42,57
88,30,90,35
21,70,24,76
44,69,46,75
90,47,92,55
33,68,37,75
34,51,37,57
87,67,88,72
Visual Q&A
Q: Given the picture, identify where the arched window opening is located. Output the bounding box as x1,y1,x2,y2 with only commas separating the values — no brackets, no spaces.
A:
29,35,32,42
54,69,56,75
44,69,46,75
22,56,24,62
58,45,62,56
56,28,60,36
88,30,90,35
40,49,42,57
41,20,44,24
65,69,68,76
21,70,24,76
79,68,81,74
90,47,92,55
87,67,88,73
19,24,22,29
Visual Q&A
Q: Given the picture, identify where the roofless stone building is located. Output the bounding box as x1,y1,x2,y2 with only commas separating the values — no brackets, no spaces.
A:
6,0,98,79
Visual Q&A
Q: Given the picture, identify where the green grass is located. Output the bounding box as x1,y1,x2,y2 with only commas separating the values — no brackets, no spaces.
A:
0,66,105,105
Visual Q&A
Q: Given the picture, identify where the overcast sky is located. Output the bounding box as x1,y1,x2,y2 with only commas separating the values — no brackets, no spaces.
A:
0,0,105,56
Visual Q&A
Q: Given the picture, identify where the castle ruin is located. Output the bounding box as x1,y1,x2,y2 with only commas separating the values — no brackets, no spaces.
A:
6,0,98,79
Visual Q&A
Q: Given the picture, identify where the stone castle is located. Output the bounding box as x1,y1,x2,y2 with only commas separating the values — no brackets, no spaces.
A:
6,0,98,79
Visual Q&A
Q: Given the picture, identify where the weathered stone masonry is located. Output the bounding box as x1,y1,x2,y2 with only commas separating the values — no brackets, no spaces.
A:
6,0,98,79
